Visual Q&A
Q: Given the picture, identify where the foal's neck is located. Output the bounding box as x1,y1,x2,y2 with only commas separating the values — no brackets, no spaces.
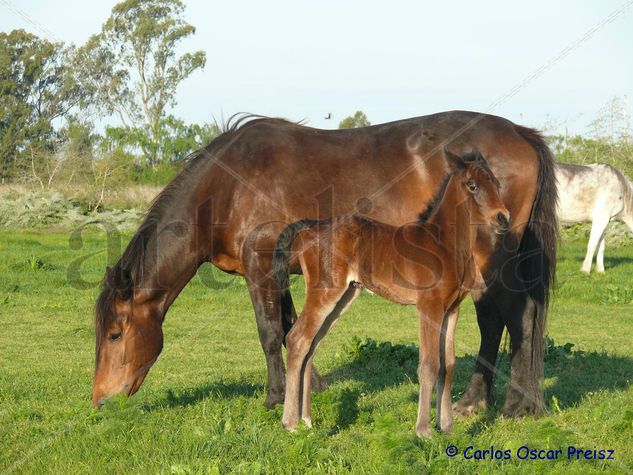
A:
426,175,475,258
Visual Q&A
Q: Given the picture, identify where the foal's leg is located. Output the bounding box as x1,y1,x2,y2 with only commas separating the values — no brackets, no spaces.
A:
436,308,458,433
282,292,328,392
300,286,360,427
282,287,348,431
416,299,443,438
581,214,609,273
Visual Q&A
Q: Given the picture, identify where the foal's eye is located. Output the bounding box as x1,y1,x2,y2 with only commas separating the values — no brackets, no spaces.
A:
110,332,122,342
466,181,478,192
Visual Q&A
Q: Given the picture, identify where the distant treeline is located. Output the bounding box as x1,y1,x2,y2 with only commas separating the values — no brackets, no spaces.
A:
2,0,631,204
0,0,216,189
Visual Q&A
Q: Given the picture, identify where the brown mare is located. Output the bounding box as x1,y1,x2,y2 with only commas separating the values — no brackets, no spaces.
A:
273,148,510,437
93,111,557,419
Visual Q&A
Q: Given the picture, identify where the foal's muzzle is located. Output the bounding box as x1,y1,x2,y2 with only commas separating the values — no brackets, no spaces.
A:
494,212,511,234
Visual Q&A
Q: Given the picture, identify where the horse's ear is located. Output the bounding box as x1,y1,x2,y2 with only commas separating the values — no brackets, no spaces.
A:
106,266,133,301
444,146,466,172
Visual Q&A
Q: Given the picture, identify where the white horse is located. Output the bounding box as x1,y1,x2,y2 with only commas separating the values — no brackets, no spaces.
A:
556,162,633,273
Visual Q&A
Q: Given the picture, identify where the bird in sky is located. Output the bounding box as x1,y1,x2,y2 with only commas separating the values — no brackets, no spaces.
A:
324,113,332,120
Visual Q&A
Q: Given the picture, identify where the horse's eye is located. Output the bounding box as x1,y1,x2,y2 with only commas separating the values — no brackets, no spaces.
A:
110,332,122,341
466,181,478,192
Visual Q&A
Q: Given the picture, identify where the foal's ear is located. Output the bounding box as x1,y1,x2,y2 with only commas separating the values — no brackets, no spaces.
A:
444,146,466,172
471,148,488,165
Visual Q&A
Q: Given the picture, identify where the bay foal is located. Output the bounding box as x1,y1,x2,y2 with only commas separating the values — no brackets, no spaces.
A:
273,148,510,437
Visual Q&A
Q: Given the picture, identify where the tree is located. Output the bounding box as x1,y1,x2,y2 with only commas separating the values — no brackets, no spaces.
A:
78,0,206,167
338,111,371,129
0,30,87,179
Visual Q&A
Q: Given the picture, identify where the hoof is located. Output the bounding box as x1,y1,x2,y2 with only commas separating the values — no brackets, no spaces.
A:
282,419,297,432
263,389,285,409
416,427,433,439
453,398,487,417
302,417,313,428
580,267,591,274
502,394,544,418
436,422,453,434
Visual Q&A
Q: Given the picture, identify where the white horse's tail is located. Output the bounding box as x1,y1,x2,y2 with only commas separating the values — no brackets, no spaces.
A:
609,165,633,228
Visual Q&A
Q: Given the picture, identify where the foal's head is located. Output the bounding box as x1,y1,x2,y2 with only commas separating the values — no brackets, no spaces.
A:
445,147,510,234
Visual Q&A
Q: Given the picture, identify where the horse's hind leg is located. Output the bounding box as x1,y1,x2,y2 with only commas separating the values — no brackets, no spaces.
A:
453,290,503,416
282,286,349,431
436,308,458,433
582,214,609,273
596,236,606,273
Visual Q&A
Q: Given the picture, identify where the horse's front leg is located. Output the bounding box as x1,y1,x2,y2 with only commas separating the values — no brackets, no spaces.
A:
416,299,443,438
242,236,300,408
244,267,287,409
436,308,459,433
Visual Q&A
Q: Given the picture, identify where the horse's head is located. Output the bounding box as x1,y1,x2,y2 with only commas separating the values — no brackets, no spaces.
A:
92,266,164,407
445,146,510,234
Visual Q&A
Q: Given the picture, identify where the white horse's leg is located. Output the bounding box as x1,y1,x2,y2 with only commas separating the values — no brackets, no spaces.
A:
581,214,609,273
596,236,606,273
622,214,633,236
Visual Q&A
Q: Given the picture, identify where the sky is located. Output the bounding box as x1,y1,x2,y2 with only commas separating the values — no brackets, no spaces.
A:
1,0,632,135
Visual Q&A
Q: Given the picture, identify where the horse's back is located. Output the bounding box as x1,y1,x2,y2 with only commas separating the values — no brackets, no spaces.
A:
556,162,623,222
201,111,545,269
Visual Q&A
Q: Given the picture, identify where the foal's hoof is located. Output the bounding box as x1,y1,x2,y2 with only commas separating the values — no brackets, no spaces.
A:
282,419,297,432
436,422,453,434
263,389,285,409
416,427,433,439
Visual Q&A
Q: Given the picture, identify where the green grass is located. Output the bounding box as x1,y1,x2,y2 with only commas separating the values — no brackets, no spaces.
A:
0,230,632,474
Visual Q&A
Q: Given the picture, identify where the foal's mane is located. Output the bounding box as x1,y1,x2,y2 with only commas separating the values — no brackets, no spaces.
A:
417,149,493,224
417,174,451,224
95,113,296,354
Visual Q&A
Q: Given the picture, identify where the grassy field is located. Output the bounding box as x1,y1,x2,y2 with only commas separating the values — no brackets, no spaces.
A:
0,230,632,474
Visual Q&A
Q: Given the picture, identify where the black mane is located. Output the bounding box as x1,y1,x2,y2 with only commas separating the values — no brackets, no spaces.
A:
95,114,295,354
417,174,451,224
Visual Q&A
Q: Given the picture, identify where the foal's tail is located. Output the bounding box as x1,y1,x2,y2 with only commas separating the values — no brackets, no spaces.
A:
272,219,320,329
514,125,559,396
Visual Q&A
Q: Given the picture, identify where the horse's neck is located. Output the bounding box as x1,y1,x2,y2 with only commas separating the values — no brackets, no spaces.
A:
427,176,474,259
134,222,203,311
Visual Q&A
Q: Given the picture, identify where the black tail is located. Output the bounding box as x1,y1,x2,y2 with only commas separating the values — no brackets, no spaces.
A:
272,219,320,330
514,125,559,396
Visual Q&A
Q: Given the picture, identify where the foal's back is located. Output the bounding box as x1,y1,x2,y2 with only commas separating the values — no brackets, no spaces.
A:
292,215,450,306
